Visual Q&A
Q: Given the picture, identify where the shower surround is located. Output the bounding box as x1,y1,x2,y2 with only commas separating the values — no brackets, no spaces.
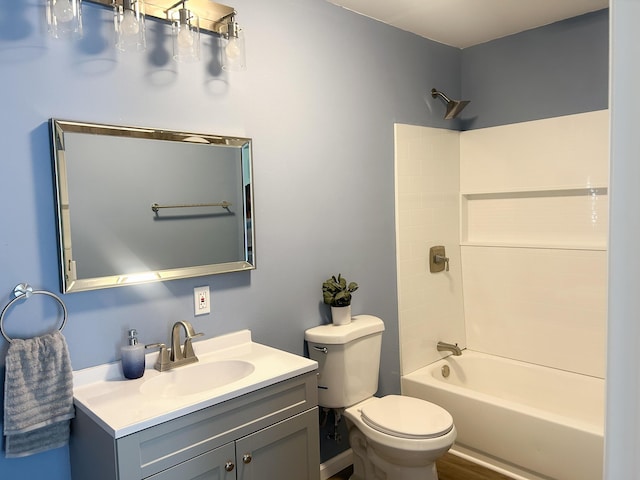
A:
394,110,609,478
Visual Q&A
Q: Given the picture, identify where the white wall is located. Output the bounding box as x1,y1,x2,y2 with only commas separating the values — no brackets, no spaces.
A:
394,124,465,375
605,1,640,477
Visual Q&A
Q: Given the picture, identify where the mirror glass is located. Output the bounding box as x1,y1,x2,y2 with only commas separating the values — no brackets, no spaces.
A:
50,119,255,293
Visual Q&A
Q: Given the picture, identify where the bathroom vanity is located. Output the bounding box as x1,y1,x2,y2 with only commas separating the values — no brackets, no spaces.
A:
70,331,320,480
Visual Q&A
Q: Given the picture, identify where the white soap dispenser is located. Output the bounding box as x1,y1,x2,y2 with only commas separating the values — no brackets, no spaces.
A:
121,329,145,379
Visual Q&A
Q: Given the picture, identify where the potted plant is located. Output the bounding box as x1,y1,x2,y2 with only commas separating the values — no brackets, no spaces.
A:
322,274,358,325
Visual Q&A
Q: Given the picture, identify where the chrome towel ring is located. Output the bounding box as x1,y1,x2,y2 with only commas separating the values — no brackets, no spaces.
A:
0,283,68,343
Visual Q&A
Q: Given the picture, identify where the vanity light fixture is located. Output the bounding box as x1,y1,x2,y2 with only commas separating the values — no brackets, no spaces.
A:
220,14,246,71
114,0,146,52
171,2,200,62
46,0,245,68
46,0,83,39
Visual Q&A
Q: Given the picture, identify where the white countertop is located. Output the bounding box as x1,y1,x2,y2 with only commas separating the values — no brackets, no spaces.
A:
72,330,317,438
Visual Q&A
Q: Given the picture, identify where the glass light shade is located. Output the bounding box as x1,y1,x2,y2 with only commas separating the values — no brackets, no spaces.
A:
47,0,83,39
222,23,246,71
171,8,200,63
115,0,146,52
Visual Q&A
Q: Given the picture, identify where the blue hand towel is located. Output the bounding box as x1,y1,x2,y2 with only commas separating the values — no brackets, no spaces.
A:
3,330,75,458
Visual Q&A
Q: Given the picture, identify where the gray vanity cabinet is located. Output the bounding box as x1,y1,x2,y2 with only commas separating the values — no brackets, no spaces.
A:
70,372,320,480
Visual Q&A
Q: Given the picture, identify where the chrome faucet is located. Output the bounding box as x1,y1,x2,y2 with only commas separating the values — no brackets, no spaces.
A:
437,341,462,356
146,321,204,371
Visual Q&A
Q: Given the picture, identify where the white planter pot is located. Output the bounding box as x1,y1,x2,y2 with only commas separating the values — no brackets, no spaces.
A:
331,305,352,326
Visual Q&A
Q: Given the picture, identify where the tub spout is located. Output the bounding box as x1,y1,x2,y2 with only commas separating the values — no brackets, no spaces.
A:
437,341,462,356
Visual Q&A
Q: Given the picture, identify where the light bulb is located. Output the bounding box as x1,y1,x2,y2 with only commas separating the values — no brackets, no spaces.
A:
177,26,194,49
171,8,199,61
225,37,241,59
222,25,245,71
53,0,74,23
120,9,139,36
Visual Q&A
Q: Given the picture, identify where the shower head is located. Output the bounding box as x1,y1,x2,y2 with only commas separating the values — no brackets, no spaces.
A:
431,88,470,120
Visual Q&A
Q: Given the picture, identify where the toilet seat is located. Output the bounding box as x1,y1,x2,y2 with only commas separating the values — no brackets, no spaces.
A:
360,395,453,439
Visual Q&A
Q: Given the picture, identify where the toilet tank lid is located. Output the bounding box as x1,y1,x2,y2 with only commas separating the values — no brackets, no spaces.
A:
304,315,385,344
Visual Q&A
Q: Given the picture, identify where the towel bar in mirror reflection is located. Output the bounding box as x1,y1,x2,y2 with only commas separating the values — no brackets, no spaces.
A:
50,119,255,293
151,201,232,213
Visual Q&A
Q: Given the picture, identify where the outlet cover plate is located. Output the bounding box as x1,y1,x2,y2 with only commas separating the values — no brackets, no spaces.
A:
194,286,210,315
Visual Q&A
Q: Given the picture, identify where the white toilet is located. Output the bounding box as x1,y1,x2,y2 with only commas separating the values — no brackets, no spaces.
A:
305,315,456,480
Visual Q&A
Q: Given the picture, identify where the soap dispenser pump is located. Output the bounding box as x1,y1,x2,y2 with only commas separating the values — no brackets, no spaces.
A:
121,329,145,379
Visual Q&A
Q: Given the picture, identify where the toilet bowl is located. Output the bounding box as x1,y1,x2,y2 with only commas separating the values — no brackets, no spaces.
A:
344,396,456,480
304,315,456,480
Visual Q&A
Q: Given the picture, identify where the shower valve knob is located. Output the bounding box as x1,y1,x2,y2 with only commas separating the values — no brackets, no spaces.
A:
435,254,450,271
429,246,449,273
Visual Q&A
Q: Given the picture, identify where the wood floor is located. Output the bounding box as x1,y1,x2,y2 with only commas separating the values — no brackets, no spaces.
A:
437,453,514,480
328,453,513,480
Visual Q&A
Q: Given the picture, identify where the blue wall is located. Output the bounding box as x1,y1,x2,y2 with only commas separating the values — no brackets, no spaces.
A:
0,0,460,475
0,1,609,476
461,9,609,130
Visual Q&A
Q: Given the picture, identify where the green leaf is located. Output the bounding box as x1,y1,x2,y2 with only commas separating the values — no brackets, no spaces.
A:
322,273,357,307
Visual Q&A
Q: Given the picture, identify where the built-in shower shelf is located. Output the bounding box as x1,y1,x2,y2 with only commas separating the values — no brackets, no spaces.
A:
460,241,607,251
460,186,608,197
460,186,608,250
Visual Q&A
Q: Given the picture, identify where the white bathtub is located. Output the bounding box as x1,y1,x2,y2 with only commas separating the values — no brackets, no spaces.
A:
401,350,604,480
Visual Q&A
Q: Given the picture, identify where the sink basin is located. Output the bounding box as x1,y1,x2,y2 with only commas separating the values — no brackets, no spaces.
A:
140,360,255,398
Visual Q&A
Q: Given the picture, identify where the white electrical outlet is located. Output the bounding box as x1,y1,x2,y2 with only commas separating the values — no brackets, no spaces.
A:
194,286,210,315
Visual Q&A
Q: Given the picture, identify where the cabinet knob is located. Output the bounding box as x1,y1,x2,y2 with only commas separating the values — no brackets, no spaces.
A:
242,453,252,464
225,461,235,472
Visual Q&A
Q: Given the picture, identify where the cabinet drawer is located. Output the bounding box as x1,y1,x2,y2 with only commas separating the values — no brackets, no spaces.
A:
117,372,317,479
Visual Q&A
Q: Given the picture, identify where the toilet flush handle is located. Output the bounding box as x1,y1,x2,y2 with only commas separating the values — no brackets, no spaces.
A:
313,345,328,354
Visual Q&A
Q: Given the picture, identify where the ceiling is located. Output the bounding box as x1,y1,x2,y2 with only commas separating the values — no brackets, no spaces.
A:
325,0,609,48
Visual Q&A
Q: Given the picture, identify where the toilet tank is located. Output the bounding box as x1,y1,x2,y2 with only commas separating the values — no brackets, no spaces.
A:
305,315,385,409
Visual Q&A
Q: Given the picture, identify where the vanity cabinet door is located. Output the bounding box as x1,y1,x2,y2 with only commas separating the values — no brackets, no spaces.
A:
235,408,320,480
146,441,236,480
